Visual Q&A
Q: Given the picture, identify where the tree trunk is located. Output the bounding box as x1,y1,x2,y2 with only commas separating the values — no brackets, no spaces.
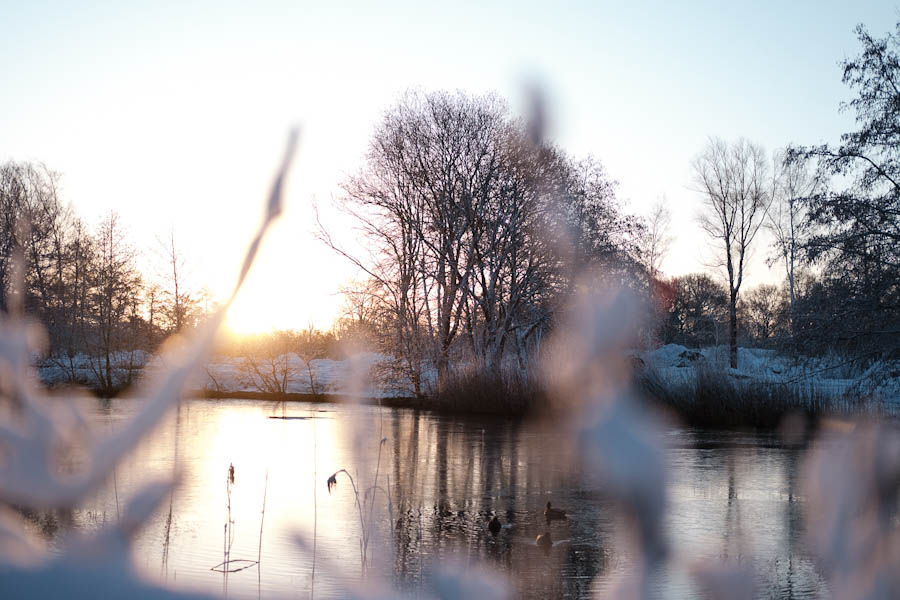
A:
729,291,738,369
435,351,450,392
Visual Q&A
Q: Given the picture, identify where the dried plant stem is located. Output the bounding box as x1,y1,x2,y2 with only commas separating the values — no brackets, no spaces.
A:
258,470,268,563
327,435,389,578
257,469,268,600
223,469,235,596
328,469,367,573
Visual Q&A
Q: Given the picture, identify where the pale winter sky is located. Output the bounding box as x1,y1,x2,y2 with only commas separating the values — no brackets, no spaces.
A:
1,1,896,332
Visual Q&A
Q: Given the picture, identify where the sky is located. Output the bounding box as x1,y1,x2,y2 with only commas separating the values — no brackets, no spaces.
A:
1,1,897,332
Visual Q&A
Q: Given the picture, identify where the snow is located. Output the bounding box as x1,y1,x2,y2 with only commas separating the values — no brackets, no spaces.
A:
640,344,900,405
38,351,151,387
36,344,900,406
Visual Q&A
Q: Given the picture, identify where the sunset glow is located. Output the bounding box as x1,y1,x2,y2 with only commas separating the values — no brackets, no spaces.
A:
3,2,895,331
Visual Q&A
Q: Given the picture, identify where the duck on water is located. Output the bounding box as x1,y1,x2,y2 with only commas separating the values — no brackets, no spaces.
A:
544,501,566,522
488,514,502,536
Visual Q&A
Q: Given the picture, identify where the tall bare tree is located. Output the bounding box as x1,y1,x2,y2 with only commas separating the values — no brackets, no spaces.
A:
89,211,142,393
324,90,636,392
766,151,820,334
156,228,197,335
694,138,770,368
326,91,509,390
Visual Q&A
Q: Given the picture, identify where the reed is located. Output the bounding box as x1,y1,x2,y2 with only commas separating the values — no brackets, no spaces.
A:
257,469,268,599
326,437,392,576
429,368,547,416
636,363,880,429
211,463,260,585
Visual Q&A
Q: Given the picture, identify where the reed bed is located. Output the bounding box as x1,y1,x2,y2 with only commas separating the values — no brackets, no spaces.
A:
635,363,884,429
428,368,548,416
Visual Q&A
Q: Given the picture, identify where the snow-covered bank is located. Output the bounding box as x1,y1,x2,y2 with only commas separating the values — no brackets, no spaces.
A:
37,351,416,398
192,352,412,398
37,344,900,413
638,344,900,407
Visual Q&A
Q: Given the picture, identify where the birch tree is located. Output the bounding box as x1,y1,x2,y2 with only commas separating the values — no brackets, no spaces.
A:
766,151,820,335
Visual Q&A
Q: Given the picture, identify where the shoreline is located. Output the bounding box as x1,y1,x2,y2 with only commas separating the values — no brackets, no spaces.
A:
188,389,427,411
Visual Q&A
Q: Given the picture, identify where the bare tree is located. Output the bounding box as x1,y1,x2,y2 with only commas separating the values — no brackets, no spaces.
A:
741,283,787,346
639,197,673,279
296,323,327,394
237,330,297,395
0,162,69,320
334,279,380,348
88,211,143,393
637,197,674,347
766,151,821,335
323,91,510,391
323,90,638,395
693,138,770,368
156,228,198,335
662,273,729,347
53,218,94,382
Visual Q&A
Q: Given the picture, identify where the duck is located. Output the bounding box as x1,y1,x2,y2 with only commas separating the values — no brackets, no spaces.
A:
488,514,501,536
544,501,566,522
536,531,553,554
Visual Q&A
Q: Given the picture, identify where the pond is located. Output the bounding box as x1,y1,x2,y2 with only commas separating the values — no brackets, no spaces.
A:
32,398,827,598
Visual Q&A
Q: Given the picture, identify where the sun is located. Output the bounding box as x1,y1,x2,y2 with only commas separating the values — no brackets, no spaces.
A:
222,272,343,335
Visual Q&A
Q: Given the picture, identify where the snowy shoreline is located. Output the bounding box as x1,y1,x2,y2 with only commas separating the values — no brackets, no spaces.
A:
37,344,900,412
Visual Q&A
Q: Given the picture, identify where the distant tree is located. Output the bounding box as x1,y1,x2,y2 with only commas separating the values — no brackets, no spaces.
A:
53,218,94,381
693,138,771,367
553,155,643,287
88,212,143,393
334,279,380,350
766,151,821,336
740,283,787,347
638,197,673,279
790,21,900,355
238,330,297,394
662,273,729,347
0,162,68,319
144,283,164,346
296,323,329,394
155,228,200,335
637,197,674,347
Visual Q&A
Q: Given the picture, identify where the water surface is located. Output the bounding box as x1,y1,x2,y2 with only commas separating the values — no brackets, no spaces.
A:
31,398,827,598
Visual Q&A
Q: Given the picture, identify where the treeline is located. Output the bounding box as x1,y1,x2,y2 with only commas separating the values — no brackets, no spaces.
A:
657,272,866,356
327,20,900,396
208,327,342,395
0,162,215,394
0,159,377,396
6,20,898,400
680,22,900,367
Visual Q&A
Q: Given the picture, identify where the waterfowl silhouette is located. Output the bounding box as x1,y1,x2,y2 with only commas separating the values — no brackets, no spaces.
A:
536,531,552,555
544,501,566,522
488,514,501,536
